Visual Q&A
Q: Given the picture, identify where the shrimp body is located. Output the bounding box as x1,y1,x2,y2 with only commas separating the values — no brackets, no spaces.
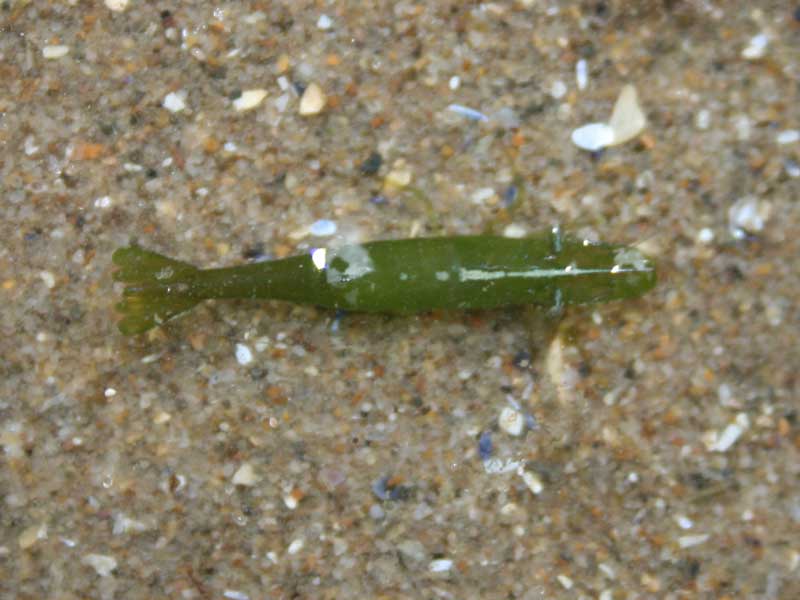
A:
112,230,656,334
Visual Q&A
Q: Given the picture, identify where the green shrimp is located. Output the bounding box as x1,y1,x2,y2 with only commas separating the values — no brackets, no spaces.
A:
112,228,656,335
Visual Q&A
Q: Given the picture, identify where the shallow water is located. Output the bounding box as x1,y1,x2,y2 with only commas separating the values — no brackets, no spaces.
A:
2,2,799,598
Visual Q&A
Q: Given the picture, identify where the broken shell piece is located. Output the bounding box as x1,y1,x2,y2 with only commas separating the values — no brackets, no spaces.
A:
728,196,771,239
571,84,646,151
233,89,267,112
571,123,615,152
607,84,647,146
299,83,326,116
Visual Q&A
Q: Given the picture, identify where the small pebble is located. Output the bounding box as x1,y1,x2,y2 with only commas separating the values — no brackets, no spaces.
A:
223,591,250,600
397,539,427,563
491,107,520,129
82,554,117,577
674,514,694,529
483,458,523,474
470,187,496,204
274,93,290,112
498,406,524,436
728,196,770,239
232,463,259,486
429,558,453,573
776,130,799,145
24,136,39,155
316,14,333,30
518,467,544,495
598,563,616,579
550,80,567,99
502,223,526,239
734,114,751,141
741,33,768,60
695,109,711,130
678,534,710,548
112,513,147,535
697,228,714,244
298,83,326,116
287,538,304,555
233,89,267,112
571,122,615,152
784,160,800,178
42,45,69,59
153,411,171,425
383,162,412,191
557,574,574,590
105,0,129,10
235,343,253,365
309,219,337,237
448,76,460,90
18,524,47,550
706,413,749,452
39,271,55,289
163,91,186,113
576,59,588,90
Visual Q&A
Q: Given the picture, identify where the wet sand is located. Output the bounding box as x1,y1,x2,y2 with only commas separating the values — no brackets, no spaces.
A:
2,2,799,598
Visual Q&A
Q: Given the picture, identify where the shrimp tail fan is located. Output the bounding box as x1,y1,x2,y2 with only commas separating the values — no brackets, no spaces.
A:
112,246,201,335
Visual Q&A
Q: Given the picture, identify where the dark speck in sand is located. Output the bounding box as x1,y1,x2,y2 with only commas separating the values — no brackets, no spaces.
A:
478,430,493,460
372,475,413,501
359,151,383,176
512,350,531,369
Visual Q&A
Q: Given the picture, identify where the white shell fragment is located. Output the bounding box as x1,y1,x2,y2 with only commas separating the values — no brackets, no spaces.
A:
550,79,567,99
728,196,770,239
82,553,118,577
571,123,615,152
557,574,574,590
287,538,304,555
235,343,253,365
233,89,267,112
502,223,526,238
576,59,588,90
678,534,710,549
309,219,337,237
571,84,646,151
232,463,259,486
105,0,129,11
498,406,524,436
705,413,750,452
163,91,186,113
741,33,768,60
429,558,454,573
446,103,489,122
384,161,413,191
298,83,326,115
776,130,800,145
316,14,333,30
18,524,47,549
518,467,544,495
42,45,70,59
608,84,647,146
